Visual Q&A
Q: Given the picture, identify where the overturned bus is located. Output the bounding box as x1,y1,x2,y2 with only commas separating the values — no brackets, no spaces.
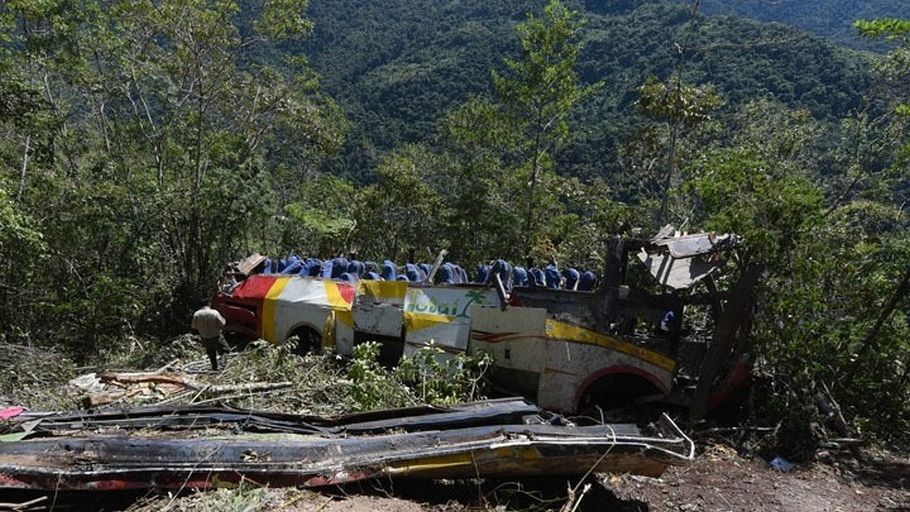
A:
213,229,759,416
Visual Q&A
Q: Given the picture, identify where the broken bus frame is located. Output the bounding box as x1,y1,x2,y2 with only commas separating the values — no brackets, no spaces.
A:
213,230,759,416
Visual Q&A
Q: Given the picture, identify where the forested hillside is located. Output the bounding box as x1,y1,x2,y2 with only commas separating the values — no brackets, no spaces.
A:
300,0,870,182
698,0,910,49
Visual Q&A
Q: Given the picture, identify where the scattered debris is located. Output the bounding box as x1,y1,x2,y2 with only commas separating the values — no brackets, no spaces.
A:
0,407,24,421
69,367,195,408
637,228,738,290
234,253,268,276
68,365,295,409
0,496,47,511
770,456,796,473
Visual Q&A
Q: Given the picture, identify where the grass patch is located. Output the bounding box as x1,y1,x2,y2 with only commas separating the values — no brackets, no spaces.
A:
0,343,79,411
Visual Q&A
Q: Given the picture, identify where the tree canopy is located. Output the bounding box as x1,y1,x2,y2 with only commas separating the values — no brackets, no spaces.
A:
0,0,908,449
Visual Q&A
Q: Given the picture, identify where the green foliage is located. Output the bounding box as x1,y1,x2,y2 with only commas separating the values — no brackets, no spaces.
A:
688,149,824,265
296,0,871,184
858,17,910,193
337,0,625,267
681,90,910,447
492,0,599,257
638,78,723,126
436,83,628,265
0,187,47,338
0,0,343,353
396,342,493,405
281,176,356,256
855,18,910,40
349,341,492,411
255,0,314,40
637,75,723,225
349,341,413,410
437,97,523,263
552,177,640,268
494,0,596,148
753,204,910,448
204,340,355,415
351,145,445,261
700,0,910,49
0,187,44,261
0,0,908,455
1,335,360,415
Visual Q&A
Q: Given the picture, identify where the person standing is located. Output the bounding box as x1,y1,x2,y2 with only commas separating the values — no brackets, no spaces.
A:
192,302,230,370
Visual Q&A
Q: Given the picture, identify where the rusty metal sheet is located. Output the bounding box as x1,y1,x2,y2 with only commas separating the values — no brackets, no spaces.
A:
235,253,267,275
16,398,542,436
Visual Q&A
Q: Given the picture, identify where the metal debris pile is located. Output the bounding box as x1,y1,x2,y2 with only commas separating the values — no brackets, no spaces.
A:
0,398,694,493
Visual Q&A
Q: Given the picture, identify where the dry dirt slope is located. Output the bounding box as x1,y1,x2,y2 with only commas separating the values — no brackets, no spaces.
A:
603,446,909,512
125,445,908,512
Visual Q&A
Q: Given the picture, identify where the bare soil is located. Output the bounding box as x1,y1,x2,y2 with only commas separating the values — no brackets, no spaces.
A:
274,446,910,512
602,446,910,512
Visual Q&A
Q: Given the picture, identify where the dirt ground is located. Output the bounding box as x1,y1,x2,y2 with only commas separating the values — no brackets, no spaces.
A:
601,446,910,512
263,446,909,512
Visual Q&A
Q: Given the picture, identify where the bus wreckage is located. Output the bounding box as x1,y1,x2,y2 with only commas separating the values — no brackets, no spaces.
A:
0,228,748,494
0,399,694,492
213,227,760,418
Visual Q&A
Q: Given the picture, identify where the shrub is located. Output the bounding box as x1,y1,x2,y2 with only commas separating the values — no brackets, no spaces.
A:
349,341,493,410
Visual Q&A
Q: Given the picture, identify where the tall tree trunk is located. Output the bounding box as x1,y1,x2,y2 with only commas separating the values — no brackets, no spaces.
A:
522,113,545,258
17,135,30,201
659,121,678,225
846,265,910,380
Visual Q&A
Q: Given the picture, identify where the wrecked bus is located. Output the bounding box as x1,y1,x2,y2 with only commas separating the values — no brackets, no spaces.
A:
213,229,759,416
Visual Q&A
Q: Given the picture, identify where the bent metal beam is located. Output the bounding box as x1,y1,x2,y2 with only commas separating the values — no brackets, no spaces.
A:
0,400,694,492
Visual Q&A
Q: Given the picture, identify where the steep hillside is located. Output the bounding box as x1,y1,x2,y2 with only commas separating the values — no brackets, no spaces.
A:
296,0,534,179
697,0,910,49
297,0,870,181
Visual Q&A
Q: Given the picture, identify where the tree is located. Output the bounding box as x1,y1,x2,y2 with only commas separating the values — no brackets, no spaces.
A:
684,85,910,446
351,145,444,262
492,0,598,258
280,176,356,257
855,18,910,202
0,187,46,339
439,97,522,264
637,76,722,225
0,0,343,351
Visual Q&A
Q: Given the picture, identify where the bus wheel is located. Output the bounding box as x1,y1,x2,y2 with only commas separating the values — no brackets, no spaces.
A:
223,331,250,351
287,326,322,356
576,373,665,423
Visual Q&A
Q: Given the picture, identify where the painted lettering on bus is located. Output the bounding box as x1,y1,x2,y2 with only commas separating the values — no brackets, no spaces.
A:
406,290,490,319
